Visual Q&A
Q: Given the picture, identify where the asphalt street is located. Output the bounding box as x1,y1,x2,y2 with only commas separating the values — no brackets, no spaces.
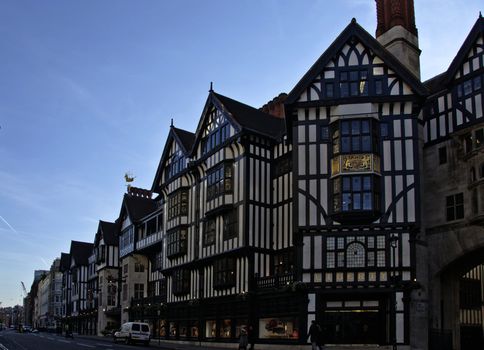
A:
0,329,236,350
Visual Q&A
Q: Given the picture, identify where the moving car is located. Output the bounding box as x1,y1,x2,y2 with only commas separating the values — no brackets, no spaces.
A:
113,322,150,345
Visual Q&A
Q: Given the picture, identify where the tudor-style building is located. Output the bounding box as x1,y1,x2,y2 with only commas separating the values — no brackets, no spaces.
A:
48,2,484,349
117,189,157,324
422,15,484,350
145,92,288,343
94,220,121,335
66,240,94,334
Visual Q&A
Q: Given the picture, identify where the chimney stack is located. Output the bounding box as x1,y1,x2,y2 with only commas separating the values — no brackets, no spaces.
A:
375,0,421,79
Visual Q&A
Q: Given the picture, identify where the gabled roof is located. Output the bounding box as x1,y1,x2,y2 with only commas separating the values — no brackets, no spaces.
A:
191,91,285,153
423,72,447,96
443,15,484,86
285,18,427,106
173,127,195,154
119,193,157,224
60,252,71,272
95,220,119,246
69,241,94,266
213,92,285,139
151,126,195,192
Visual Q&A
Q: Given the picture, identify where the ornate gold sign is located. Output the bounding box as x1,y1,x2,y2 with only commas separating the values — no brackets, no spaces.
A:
342,154,372,172
331,153,381,175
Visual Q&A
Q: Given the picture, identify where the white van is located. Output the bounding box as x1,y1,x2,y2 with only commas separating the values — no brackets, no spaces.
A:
113,322,150,345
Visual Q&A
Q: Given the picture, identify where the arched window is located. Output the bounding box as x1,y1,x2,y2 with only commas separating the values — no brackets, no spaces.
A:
346,242,366,268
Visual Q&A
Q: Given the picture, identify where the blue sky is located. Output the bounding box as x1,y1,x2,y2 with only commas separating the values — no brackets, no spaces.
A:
0,0,482,307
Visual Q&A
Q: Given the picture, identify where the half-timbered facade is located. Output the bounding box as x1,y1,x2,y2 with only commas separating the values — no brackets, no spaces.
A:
94,220,121,335
67,241,94,334
117,189,157,324
49,3,484,349
423,15,484,350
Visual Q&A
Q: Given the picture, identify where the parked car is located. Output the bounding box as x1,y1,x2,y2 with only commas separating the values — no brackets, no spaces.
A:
113,322,150,345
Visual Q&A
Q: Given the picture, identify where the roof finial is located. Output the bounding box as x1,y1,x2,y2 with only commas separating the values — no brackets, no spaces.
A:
209,81,213,92
170,118,174,127
351,17,356,24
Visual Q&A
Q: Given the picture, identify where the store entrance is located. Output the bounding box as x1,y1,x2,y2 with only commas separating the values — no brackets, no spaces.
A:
320,299,386,345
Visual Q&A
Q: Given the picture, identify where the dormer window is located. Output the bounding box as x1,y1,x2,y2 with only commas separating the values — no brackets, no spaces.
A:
201,107,231,155
166,150,186,180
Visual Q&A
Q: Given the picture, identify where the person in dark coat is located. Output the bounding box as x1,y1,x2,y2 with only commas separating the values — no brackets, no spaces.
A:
307,320,323,350
239,327,248,350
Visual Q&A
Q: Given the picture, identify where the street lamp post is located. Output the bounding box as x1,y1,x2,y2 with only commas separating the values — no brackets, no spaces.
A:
389,235,398,350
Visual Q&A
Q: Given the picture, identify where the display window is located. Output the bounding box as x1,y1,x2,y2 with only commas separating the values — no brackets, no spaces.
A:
205,320,216,338
159,320,167,337
169,322,177,337
235,319,248,338
258,317,299,339
219,319,231,338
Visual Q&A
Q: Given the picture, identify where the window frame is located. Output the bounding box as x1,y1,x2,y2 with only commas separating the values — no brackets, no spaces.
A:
167,227,188,258
214,257,236,289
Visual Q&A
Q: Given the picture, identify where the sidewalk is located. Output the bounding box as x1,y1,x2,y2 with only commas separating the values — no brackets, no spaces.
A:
74,334,236,349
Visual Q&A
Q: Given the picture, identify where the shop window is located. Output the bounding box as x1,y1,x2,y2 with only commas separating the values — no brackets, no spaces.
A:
446,193,464,221
207,162,233,200
235,319,248,338
219,319,231,338
179,323,188,338
203,219,216,246
190,321,199,338
439,146,447,165
205,320,217,338
167,228,187,258
258,317,299,340
169,322,177,338
214,257,236,289
223,210,238,240
159,320,167,337
172,269,190,295
168,189,189,220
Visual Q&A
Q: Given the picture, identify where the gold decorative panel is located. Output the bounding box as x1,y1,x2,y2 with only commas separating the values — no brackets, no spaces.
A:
331,153,381,175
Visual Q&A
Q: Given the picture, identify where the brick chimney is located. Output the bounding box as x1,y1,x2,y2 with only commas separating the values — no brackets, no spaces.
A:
375,0,421,79
261,93,287,119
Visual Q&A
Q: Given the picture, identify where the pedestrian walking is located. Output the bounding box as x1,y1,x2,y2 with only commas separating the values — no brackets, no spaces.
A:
307,320,323,350
248,325,255,350
239,327,249,350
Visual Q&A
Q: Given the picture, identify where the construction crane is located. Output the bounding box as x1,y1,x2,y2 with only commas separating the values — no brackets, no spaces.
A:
20,282,27,297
